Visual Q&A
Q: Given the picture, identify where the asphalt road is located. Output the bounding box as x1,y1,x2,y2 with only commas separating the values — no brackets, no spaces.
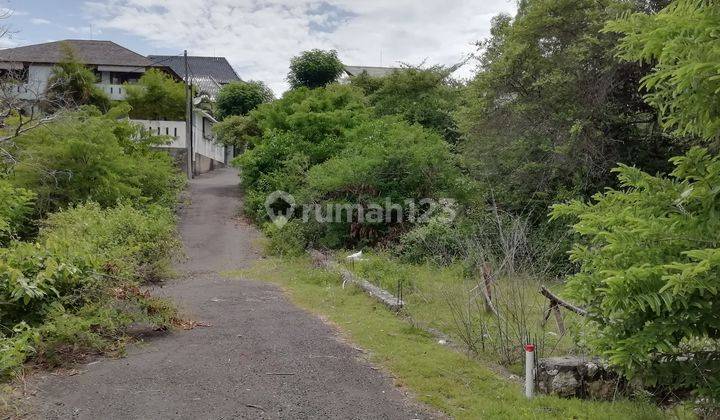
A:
27,168,433,420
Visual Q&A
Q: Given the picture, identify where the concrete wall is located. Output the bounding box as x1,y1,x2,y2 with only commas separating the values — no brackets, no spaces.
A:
131,117,226,164
154,147,224,176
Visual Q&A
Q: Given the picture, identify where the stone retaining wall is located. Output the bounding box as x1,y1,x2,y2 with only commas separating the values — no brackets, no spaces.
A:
536,356,625,399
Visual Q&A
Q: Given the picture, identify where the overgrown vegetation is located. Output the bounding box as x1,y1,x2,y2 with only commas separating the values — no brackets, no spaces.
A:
227,257,687,419
0,102,184,378
9,105,183,216
224,0,719,410
552,148,720,400
125,68,186,120
357,65,461,143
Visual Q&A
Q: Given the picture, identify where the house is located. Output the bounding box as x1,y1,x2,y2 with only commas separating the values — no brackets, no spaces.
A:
340,65,398,83
148,55,240,100
0,39,179,101
0,39,236,176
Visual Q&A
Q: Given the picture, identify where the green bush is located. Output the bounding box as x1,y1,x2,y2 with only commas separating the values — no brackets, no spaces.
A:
368,66,460,143
551,147,720,398
0,181,35,245
10,106,184,215
0,202,178,377
306,117,461,202
125,68,186,121
397,216,470,266
302,117,465,247
233,84,371,220
264,220,314,257
606,0,720,140
212,115,261,151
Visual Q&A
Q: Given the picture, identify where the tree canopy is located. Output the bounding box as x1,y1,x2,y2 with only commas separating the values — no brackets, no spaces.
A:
456,0,680,216
215,80,274,120
606,0,720,141
287,49,344,89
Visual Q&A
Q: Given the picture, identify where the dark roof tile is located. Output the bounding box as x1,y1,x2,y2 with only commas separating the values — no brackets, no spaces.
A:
148,55,240,84
0,40,154,67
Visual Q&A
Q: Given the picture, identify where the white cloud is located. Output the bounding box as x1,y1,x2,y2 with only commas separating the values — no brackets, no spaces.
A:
85,0,516,94
30,18,51,25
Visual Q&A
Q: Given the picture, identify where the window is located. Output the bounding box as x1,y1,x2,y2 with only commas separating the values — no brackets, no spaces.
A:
0,66,29,83
109,72,139,84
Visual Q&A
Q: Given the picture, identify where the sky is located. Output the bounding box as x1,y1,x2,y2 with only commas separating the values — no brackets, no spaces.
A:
1,0,517,95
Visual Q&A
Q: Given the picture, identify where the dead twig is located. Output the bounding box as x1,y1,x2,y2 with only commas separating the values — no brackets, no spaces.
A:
245,404,265,411
539,285,587,316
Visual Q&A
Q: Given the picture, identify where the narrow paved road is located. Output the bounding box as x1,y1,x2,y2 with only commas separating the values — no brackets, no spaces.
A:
28,168,431,419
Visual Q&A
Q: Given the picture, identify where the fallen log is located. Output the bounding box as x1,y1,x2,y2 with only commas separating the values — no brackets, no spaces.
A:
310,250,404,311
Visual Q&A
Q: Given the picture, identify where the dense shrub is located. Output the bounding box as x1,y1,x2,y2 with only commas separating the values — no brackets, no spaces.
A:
215,80,273,120
0,202,178,376
366,66,461,143
304,117,465,247
233,81,470,249
233,85,371,220
125,68,186,120
306,118,460,202
397,216,470,266
263,220,317,257
9,106,184,215
0,181,35,245
551,147,720,398
212,115,261,151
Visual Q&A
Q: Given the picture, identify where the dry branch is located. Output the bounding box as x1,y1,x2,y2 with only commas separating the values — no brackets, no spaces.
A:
539,285,587,316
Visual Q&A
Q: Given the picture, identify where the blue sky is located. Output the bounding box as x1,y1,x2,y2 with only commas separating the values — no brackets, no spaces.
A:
2,0,517,94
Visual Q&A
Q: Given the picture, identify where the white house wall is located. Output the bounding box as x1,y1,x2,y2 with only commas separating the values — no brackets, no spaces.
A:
131,118,225,164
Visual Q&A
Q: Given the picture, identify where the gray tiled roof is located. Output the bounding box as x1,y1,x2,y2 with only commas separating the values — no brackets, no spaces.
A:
344,65,398,78
0,40,154,67
148,55,240,84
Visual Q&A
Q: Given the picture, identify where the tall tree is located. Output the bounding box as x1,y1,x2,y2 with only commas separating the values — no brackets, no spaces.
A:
606,0,720,141
215,80,273,120
456,0,681,215
287,49,344,89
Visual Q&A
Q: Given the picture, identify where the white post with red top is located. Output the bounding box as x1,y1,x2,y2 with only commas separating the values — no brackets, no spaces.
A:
525,343,535,398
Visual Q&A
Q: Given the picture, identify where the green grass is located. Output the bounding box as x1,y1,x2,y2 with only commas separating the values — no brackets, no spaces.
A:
225,256,691,420
339,251,582,370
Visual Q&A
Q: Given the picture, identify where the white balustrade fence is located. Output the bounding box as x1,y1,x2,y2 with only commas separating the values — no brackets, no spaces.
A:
131,118,225,164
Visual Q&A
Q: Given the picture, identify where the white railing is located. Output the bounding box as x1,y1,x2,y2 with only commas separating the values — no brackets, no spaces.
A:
96,83,127,100
1,82,129,101
130,119,225,164
1,83,44,101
